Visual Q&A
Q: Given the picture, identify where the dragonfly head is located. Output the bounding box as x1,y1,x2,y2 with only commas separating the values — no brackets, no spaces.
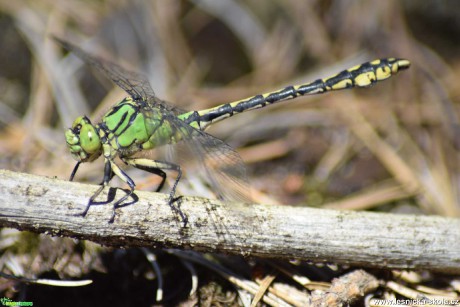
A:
65,116,102,162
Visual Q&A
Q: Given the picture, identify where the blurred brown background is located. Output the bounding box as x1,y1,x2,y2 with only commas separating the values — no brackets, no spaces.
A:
0,0,459,305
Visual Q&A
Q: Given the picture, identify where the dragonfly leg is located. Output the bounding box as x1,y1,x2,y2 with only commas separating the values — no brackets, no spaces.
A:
77,159,136,223
124,158,186,223
77,159,114,218
69,162,81,181
122,158,167,192
106,159,136,223
96,170,115,186
124,158,181,201
107,189,133,223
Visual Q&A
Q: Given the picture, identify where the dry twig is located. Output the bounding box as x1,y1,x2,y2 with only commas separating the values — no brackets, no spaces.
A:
0,169,459,274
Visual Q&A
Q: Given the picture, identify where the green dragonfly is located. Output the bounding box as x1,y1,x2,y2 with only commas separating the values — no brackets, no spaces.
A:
58,37,410,222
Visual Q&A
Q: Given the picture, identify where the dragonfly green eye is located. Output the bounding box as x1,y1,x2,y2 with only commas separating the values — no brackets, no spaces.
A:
65,116,101,162
80,124,101,154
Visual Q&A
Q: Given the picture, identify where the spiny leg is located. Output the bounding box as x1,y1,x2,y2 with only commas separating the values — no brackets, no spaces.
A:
70,160,112,217
106,160,136,223
125,160,168,192
124,158,181,202
124,158,186,224
76,159,114,218
76,159,137,223
70,160,117,217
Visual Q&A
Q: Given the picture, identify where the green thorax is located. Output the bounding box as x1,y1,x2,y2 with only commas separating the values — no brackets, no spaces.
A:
98,97,185,156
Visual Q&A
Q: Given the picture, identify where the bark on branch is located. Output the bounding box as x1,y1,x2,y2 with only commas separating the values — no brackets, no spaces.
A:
0,169,459,273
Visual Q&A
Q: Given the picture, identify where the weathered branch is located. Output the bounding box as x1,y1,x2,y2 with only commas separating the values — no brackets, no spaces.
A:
0,169,459,273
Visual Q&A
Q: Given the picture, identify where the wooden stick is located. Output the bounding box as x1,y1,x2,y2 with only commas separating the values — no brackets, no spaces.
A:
0,169,459,273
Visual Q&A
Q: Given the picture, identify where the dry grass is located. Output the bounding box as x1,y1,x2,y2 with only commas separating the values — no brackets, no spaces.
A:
0,0,459,306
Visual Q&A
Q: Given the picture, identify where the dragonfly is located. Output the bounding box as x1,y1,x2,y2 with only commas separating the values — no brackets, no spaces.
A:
57,37,410,223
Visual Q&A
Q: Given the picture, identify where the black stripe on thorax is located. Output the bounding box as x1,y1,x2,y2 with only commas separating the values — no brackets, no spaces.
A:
110,111,128,134
104,100,131,117
109,105,140,136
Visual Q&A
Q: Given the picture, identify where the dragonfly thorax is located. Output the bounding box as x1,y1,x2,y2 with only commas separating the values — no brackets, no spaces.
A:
98,97,178,154
65,116,102,162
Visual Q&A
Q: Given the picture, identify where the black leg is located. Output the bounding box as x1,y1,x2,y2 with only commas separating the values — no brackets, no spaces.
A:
69,162,81,181
124,158,181,201
124,158,186,225
76,160,121,219
169,195,188,227
131,164,167,192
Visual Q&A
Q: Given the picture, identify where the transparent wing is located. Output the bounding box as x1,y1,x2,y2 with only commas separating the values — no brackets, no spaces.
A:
54,37,174,111
196,133,252,202
165,114,252,202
